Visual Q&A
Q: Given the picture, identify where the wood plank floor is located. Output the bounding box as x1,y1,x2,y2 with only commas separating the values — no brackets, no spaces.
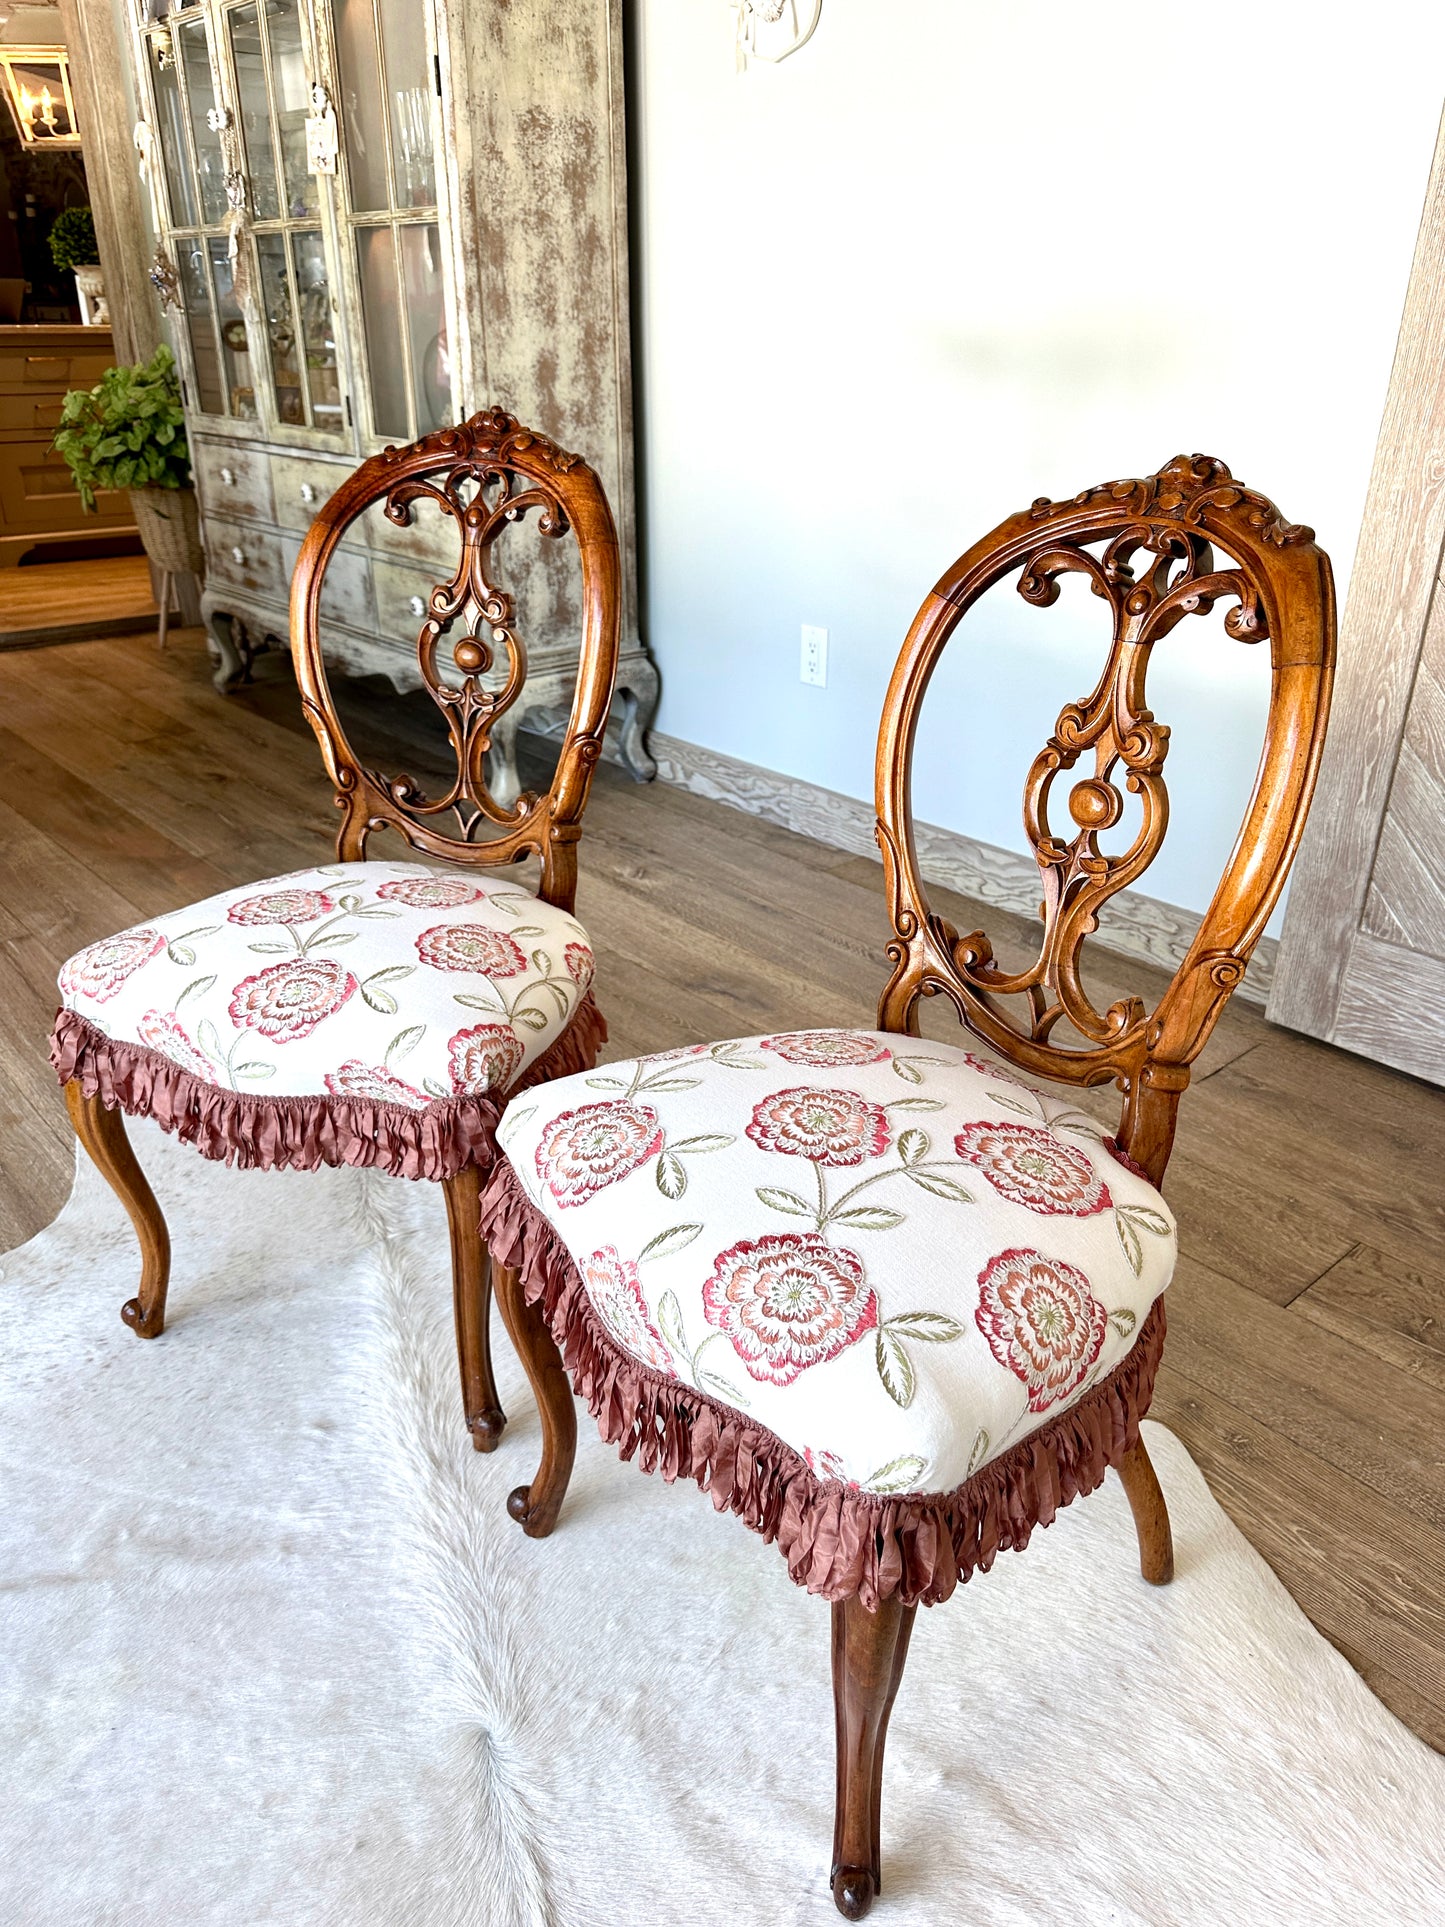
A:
3,626,1443,1750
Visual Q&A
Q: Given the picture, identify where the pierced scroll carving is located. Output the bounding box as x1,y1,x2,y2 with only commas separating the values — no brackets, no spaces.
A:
291,407,620,913
876,455,1335,1183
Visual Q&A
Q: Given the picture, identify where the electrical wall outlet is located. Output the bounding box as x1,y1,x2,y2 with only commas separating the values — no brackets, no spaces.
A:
800,623,828,687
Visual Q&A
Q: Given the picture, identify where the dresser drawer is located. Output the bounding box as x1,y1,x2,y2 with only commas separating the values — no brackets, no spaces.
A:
283,534,373,632
372,556,449,648
270,452,352,533
0,349,114,394
359,491,459,572
194,443,274,523
203,517,289,604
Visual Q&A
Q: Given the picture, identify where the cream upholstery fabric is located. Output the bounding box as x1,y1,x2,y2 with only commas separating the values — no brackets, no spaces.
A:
57,861,594,1105
498,1030,1176,1495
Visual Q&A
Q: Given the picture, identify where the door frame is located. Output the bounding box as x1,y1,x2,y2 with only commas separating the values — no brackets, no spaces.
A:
1269,103,1445,1055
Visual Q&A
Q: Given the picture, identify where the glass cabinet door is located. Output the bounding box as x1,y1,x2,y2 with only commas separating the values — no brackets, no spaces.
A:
330,0,452,442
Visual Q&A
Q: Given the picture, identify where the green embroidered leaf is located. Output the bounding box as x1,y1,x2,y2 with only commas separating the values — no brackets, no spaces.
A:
529,948,554,975
710,1042,765,1069
318,931,357,947
640,1223,703,1262
832,1206,905,1231
884,1310,963,1343
986,1091,1037,1117
234,1060,275,1082
497,1103,537,1149
1109,1309,1138,1338
698,1368,751,1409
657,1288,688,1357
656,1151,687,1200
639,1074,704,1094
891,1056,923,1084
422,1078,451,1100
453,992,505,1012
366,965,415,986
510,925,546,938
888,1097,945,1113
196,1019,224,1059
585,1075,628,1091
247,940,293,955
864,1455,927,1494
486,892,535,915
1119,1205,1172,1238
897,1128,930,1166
361,984,399,1015
967,1428,990,1476
174,974,215,1009
512,1007,551,1031
1115,1211,1144,1277
385,1024,426,1066
756,1186,812,1217
671,1133,734,1154
875,1327,916,1407
338,894,363,912
905,1169,973,1203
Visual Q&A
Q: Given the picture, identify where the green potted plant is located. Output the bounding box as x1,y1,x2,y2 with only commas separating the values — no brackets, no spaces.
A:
48,206,106,325
53,343,203,577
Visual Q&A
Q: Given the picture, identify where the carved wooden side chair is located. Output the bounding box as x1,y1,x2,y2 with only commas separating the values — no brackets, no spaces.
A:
51,406,621,1453
474,456,1335,1914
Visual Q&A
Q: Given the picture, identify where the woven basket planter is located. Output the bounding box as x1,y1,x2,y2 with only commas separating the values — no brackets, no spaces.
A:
129,486,204,576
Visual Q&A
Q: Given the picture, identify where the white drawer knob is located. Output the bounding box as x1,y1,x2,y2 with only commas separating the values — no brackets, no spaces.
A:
300,483,316,504
408,595,426,617
219,466,235,486
230,546,246,564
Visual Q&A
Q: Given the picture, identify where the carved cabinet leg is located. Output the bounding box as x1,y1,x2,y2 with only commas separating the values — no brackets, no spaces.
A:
441,1167,506,1451
492,1260,576,1537
831,1591,917,1920
64,1082,172,1338
1116,1436,1174,1585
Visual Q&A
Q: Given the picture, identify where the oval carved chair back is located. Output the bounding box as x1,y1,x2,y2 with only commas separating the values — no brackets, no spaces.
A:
290,404,623,914
875,453,1337,1186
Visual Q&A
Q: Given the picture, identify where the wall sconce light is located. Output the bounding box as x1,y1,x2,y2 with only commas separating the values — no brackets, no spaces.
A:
0,49,81,149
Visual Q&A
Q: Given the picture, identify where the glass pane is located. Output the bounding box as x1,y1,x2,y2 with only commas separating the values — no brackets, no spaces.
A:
208,237,257,419
293,231,344,431
256,231,304,425
148,34,197,228
334,0,389,212
176,238,224,413
401,224,450,433
380,0,434,208
176,19,227,225
356,225,407,437
268,0,317,219
228,4,278,221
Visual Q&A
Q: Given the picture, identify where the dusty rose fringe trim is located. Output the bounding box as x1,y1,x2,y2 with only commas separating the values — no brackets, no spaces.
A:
480,1158,1166,1610
50,990,607,1184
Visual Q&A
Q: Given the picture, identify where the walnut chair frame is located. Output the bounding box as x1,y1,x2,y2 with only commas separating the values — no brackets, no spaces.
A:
485,455,1335,1915
59,406,622,1452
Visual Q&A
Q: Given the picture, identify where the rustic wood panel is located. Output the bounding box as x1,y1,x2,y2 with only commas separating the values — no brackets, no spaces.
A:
1,621,1443,1753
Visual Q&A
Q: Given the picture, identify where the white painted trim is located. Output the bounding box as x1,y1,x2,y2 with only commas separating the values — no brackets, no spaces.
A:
649,731,1276,1006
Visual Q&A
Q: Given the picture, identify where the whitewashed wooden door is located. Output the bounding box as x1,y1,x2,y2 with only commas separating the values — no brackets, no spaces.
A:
1269,108,1445,1086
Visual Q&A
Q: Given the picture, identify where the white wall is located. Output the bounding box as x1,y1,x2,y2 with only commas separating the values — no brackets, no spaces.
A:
631,1,1445,923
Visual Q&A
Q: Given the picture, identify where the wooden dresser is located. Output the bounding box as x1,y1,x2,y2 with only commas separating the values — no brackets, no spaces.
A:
0,326,138,567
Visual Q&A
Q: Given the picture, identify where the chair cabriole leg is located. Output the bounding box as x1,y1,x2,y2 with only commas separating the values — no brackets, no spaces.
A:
831,1590,917,1920
492,1259,576,1537
1116,1435,1174,1585
441,1167,506,1451
64,1081,171,1338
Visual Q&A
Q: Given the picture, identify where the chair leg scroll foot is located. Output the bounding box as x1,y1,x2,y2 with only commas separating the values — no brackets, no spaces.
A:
831,1591,916,1920
1117,1436,1174,1586
493,1260,575,1538
442,1168,507,1451
64,1082,171,1338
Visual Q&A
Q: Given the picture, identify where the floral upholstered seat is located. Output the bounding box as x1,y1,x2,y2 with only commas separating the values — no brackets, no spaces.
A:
490,1027,1175,1512
52,860,600,1180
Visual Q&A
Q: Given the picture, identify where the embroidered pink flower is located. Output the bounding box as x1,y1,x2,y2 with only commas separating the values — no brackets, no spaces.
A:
377,875,484,909
958,1050,1030,1087
415,923,527,976
535,1100,663,1206
564,942,595,991
323,1062,427,1109
59,927,165,1005
137,1011,214,1081
448,1022,524,1094
228,958,357,1043
954,1121,1111,1216
702,1233,878,1386
975,1248,1107,1412
804,1446,855,1485
227,888,335,926
760,1030,892,1068
746,1087,891,1166
581,1247,674,1373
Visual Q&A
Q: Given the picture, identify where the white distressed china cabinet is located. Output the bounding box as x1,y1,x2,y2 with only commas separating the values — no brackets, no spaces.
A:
124,0,655,792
